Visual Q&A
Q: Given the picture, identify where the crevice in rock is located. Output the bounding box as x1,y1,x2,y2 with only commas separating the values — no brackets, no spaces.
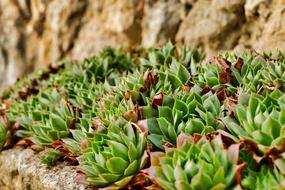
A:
60,0,89,58
33,12,46,37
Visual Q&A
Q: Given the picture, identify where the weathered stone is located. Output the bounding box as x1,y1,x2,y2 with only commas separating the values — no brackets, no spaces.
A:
176,0,245,56
0,0,31,88
238,0,285,52
71,0,143,60
0,0,88,87
0,148,93,190
2,0,285,88
141,0,181,48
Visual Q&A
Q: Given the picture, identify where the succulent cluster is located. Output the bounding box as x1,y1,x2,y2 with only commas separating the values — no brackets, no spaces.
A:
79,119,147,188
145,135,240,190
1,44,285,189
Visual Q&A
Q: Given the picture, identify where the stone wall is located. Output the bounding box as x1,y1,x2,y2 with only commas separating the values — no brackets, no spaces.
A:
1,0,285,88
0,148,92,190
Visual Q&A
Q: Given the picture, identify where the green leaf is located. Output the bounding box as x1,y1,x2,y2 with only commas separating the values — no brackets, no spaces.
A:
106,157,129,174
81,165,98,176
161,164,175,182
222,117,247,137
200,142,215,163
92,163,109,174
50,114,68,131
177,64,190,83
108,140,129,161
210,183,226,190
175,180,193,190
140,106,158,119
174,164,188,183
40,149,63,165
174,99,188,116
185,118,204,135
252,130,273,146
98,173,121,184
274,158,285,175
31,110,42,121
261,117,281,139
168,73,183,88
47,130,60,140
62,138,81,153
147,118,161,134
0,124,7,151
148,167,176,190
213,167,225,185
148,134,164,150
248,96,260,117
191,172,213,190
157,117,172,139
128,143,138,162
158,106,173,123
184,160,198,178
124,160,138,176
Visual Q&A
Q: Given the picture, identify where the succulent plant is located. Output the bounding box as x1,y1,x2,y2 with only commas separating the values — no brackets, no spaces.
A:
2,44,285,189
79,119,148,188
241,166,285,190
223,90,285,149
139,91,224,149
6,88,77,147
0,124,7,151
144,134,242,190
39,148,64,165
260,58,285,91
229,53,264,93
223,90,285,174
193,60,223,89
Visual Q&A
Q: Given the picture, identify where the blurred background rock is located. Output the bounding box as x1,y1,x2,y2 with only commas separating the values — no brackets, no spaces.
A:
0,0,284,88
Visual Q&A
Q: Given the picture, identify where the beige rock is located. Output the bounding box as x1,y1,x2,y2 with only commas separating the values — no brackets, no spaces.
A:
0,0,88,87
176,0,245,55
2,0,285,89
38,0,88,68
240,0,285,52
0,148,93,190
142,0,181,48
71,0,143,60
0,0,29,88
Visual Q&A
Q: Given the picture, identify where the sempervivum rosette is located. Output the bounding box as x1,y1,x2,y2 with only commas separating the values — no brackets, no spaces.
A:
241,166,285,190
138,90,224,150
144,134,243,190
223,90,285,174
79,119,148,188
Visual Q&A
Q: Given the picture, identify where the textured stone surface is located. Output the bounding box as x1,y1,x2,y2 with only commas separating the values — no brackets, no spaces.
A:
238,0,285,52
1,0,285,87
141,0,181,48
71,0,143,61
176,0,245,55
0,148,93,190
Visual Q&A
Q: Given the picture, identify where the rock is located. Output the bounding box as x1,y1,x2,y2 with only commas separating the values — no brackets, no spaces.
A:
35,0,88,69
239,0,285,52
141,0,181,48
0,0,31,88
176,0,245,56
0,0,88,87
0,148,93,190
71,0,143,60
2,0,285,88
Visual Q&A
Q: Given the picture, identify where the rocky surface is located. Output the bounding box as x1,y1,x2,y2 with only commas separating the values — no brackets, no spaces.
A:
1,0,285,87
0,148,93,190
